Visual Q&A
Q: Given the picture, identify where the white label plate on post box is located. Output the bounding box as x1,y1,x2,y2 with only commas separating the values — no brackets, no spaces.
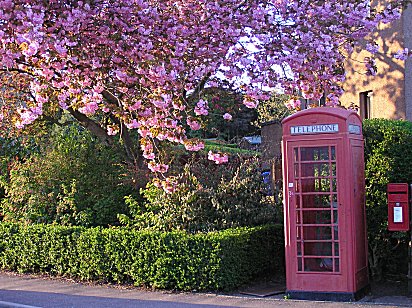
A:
290,124,339,135
394,207,403,223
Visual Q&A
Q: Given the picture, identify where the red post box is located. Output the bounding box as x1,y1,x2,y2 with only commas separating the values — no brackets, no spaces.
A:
387,183,409,232
282,107,369,301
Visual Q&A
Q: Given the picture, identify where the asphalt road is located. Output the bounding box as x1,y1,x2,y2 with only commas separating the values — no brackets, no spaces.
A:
0,272,411,308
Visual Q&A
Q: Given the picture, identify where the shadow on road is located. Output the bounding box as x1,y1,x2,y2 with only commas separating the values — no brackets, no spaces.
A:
0,290,229,308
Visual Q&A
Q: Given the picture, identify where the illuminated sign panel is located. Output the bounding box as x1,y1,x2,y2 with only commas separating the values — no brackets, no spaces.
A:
348,124,361,135
290,124,339,135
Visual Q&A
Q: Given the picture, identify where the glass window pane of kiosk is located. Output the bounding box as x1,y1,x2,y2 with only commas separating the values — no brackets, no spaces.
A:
295,146,339,273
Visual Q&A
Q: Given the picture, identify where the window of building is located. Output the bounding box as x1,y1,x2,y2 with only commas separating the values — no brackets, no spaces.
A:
301,93,326,110
359,91,372,119
319,93,326,106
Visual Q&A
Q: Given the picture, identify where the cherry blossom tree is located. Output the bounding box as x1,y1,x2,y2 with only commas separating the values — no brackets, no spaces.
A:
0,0,410,190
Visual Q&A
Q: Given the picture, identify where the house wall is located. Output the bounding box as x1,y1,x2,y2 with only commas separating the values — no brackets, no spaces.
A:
340,1,411,120
404,4,412,121
260,121,283,195
261,121,282,170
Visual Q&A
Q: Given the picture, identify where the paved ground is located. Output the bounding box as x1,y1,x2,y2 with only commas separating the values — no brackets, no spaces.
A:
0,272,411,308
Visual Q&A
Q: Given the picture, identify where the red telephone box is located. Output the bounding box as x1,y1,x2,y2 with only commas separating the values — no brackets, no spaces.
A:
387,183,409,231
282,107,369,301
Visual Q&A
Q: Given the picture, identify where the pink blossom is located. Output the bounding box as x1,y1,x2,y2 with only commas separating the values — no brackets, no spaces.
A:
138,128,153,138
161,93,172,104
187,117,201,130
15,103,43,128
125,119,139,129
93,85,105,93
243,97,258,109
285,98,301,110
326,94,339,106
194,99,209,116
141,141,153,154
54,42,67,56
302,92,314,100
154,132,165,141
148,161,169,173
39,68,54,81
223,113,232,121
394,48,410,61
172,101,185,111
115,70,128,81
128,101,142,111
143,152,155,160
35,94,48,104
58,101,68,109
161,177,177,194
301,83,310,92
15,121,24,129
364,57,377,76
30,102,43,116
92,59,102,69
78,101,99,115
208,151,229,164
22,41,39,57
107,126,119,136
184,139,205,151
153,179,163,189
366,43,379,54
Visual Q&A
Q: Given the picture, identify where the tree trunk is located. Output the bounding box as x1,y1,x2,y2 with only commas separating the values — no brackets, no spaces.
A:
67,107,114,146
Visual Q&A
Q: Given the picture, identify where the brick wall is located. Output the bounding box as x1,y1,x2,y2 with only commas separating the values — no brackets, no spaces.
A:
340,0,411,120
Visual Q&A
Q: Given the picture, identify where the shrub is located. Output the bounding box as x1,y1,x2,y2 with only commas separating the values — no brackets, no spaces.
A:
363,119,412,281
204,140,259,156
0,222,284,291
118,156,280,233
0,125,137,226
0,135,39,200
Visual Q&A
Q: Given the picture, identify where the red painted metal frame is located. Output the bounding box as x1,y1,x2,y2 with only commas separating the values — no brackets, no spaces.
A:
282,108,369,298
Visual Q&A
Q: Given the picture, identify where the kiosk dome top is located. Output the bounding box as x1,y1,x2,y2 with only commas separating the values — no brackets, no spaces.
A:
282,107,359,124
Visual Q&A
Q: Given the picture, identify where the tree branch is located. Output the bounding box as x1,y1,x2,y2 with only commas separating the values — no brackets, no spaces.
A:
39,114,73,127
186,72,211,101
0,67,36,77
101,90,142,165
121,122,144,166
67,107,114,146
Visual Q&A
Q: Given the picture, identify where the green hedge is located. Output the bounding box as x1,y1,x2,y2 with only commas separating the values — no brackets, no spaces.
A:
0,223,283,291
363,119,412,280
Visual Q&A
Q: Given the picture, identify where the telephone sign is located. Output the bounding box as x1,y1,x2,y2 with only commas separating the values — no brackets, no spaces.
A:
290,123,339,135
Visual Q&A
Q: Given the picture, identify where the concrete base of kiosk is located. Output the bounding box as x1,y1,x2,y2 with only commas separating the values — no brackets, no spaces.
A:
286,285,370,302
